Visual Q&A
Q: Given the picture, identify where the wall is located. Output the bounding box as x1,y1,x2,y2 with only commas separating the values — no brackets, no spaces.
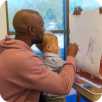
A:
0,2,7,39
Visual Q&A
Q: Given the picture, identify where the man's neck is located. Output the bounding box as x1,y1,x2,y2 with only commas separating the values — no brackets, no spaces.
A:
15,35,32,46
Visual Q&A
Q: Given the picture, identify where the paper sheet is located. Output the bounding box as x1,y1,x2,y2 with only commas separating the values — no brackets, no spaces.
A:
70,10,102,78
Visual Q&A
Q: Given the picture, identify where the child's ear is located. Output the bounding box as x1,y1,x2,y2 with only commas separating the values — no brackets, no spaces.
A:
47,45,51,49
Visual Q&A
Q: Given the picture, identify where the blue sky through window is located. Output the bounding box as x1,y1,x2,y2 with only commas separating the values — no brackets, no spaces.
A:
7,0,64,32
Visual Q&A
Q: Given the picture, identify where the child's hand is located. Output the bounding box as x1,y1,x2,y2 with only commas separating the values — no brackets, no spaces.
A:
67,43,79,57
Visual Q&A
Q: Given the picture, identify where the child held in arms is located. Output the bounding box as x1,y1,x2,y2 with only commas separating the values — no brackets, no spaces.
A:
37,32,66,102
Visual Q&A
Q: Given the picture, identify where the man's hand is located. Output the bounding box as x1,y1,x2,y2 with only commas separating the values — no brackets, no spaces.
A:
67,43,79,57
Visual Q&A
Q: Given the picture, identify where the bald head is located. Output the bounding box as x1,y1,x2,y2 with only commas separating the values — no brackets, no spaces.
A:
13,9,44,44
13,9,43,33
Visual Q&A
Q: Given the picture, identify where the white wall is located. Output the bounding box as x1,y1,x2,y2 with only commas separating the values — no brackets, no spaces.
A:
0,2,7,39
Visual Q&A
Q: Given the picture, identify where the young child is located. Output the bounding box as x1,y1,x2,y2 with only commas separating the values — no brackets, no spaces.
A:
36,32,66,102
37,32,65,72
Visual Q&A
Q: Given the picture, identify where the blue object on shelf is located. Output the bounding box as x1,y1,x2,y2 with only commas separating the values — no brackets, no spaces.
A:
80,96,90,102
66,94,77,102
66,88,77,102
66,88,89,102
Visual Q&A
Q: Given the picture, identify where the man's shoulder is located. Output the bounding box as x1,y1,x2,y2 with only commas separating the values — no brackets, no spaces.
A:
1,46,34,63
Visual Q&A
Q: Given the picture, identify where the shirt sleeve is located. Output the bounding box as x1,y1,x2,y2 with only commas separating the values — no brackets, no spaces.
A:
15,50,76,95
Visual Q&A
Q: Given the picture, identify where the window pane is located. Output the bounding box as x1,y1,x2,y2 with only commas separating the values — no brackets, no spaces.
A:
56,33,64,59
7,0,64,32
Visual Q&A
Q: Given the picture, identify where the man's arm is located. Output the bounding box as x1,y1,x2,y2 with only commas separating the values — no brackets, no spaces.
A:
14,43,78,95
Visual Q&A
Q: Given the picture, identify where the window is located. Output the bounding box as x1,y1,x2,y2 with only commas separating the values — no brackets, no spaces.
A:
7,0,64,32
7,0,69,59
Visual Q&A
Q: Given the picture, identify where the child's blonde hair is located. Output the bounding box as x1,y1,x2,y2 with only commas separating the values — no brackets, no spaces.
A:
37,32,59,54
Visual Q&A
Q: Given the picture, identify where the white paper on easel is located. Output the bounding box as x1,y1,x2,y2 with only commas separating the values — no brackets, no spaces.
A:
70,10,102,78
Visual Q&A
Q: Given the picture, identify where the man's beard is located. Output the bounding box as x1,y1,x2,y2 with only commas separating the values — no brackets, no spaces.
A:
31,34,43,44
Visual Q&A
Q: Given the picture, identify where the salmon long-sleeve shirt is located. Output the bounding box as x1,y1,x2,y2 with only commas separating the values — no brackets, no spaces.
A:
0,39,76,102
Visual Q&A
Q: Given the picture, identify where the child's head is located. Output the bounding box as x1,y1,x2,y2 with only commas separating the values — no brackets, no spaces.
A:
37,32,59,54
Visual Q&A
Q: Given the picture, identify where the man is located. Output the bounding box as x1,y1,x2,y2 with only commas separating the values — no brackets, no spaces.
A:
0,9,78,102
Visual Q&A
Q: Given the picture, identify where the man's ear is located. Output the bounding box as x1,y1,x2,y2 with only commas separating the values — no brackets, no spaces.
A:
27,25,34,33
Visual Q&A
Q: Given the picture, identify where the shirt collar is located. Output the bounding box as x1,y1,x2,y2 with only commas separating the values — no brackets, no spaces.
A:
44,52,59,57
